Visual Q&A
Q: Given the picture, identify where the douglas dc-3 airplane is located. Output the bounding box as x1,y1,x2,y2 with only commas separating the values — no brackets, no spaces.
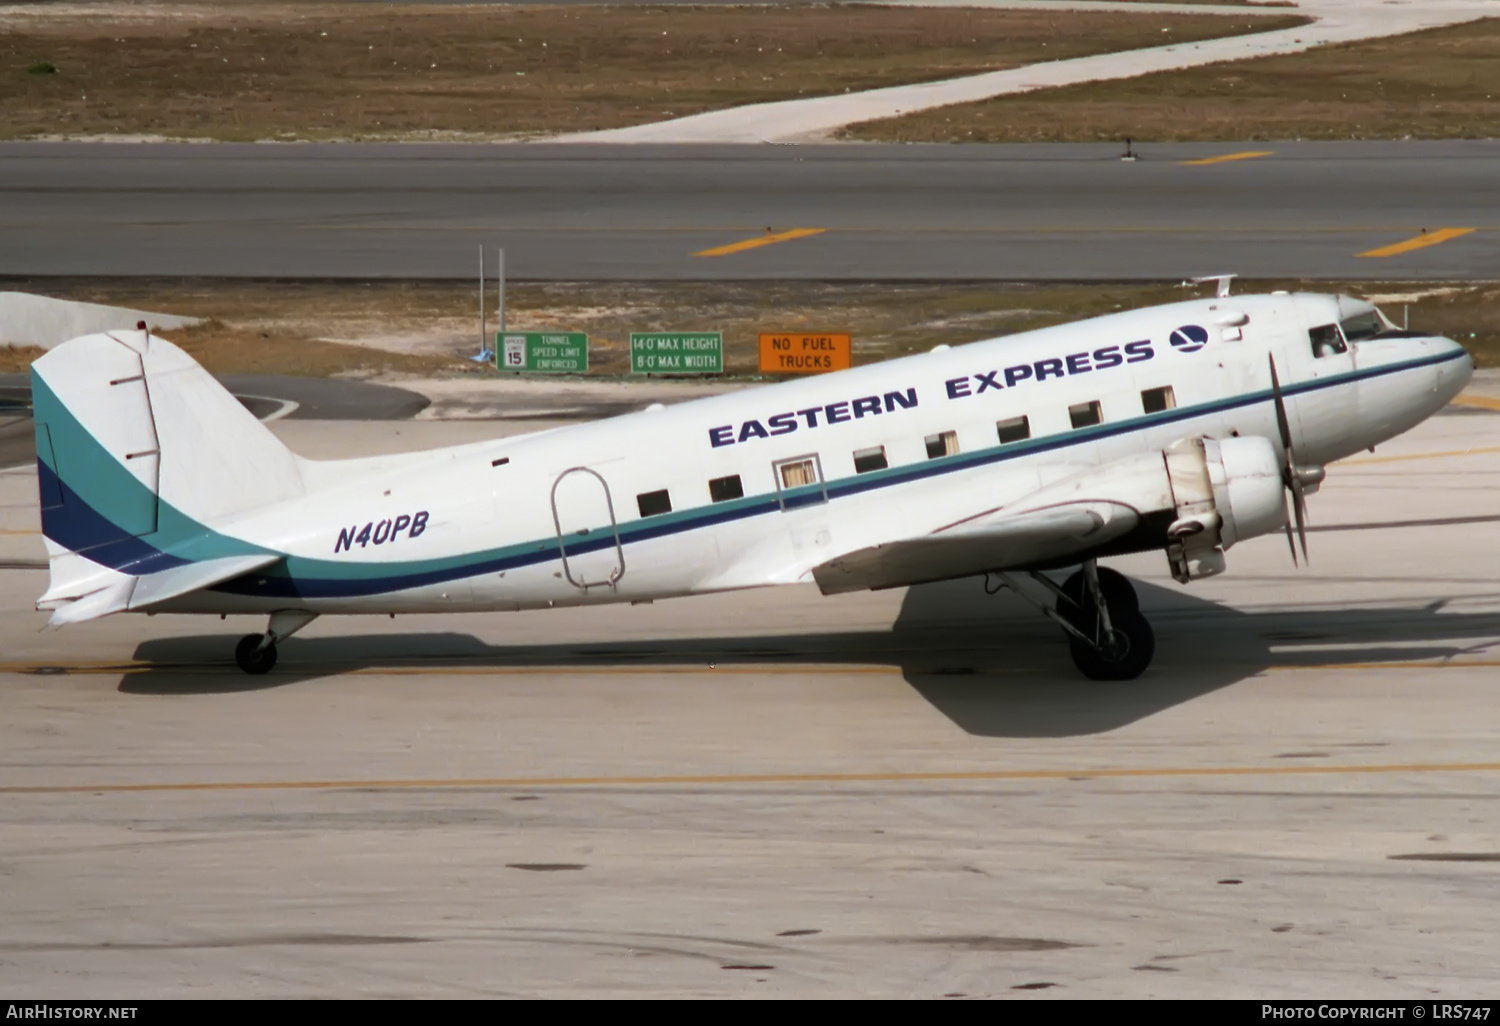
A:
30,286,1471,679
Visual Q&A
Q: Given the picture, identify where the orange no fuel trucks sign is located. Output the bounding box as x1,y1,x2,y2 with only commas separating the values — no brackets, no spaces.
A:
758,333,852,374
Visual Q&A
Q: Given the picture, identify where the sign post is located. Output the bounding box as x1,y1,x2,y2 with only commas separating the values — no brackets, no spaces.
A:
497,332,589,373
758,333,852,375
630,332,723,375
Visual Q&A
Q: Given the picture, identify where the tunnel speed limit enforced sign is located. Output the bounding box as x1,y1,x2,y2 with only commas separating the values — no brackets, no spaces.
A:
498,332,589,373
759,333,852,375
630,332,723,374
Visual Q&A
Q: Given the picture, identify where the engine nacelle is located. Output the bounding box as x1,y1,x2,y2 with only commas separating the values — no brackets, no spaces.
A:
1164,436,1287,582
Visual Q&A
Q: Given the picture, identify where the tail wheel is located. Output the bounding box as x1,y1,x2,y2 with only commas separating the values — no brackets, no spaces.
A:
234,634,277,675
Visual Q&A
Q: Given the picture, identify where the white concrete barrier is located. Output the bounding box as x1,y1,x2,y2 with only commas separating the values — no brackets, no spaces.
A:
0,292,201,350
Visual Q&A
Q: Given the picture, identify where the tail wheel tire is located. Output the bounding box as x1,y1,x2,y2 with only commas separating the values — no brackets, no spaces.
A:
234,634,277,675
1067,610,1155,681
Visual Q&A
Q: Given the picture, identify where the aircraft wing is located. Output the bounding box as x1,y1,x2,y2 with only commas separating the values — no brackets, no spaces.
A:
811,501,1138,595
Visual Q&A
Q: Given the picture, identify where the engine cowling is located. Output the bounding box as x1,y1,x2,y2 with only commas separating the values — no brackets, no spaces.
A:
1164,436,1287,582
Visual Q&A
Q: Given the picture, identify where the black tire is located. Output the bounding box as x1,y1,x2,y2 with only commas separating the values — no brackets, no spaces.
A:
1059,566,1139,621
1067,610,1155,681
234,634,277,675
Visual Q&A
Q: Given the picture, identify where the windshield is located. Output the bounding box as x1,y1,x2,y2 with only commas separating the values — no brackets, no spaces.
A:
1339,311,1383,342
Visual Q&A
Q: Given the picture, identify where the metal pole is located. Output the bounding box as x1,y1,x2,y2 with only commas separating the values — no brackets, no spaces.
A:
478,244,485,355
498,247,506,336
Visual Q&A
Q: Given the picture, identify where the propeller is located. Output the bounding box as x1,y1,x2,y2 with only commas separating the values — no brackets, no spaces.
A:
1267,354,1325,566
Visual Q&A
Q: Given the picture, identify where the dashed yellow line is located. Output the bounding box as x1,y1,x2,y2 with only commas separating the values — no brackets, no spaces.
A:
1359,227,1475,258
1180,150,1274,166
695,227,825,258
6,760,1500,797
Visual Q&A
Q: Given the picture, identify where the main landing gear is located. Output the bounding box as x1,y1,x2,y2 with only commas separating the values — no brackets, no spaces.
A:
234,610,318,675
988,561,1155,681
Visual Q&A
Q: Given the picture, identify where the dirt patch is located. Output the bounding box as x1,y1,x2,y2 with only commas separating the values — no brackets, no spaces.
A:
4,278,1497,381
845,17,1500,142
1,3,1303,141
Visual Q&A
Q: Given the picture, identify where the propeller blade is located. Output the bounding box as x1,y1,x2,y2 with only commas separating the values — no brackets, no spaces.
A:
1291,478,1310,565
1268,354,1294,458
1270,355,1309,567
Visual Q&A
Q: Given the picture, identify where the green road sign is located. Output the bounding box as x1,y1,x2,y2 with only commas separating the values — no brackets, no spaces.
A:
629,332,723,374
497,332,588,373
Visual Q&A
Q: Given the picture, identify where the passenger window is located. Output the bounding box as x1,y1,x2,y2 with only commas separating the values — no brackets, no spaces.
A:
925,431,959,459
1310,324,1348,358
1069,401,1103,429
1141,386,1176,414
708,474,743,503
636,489,671,518
996,415,1030,444
776,456,820,489
853,446,888,474
772,454,827,510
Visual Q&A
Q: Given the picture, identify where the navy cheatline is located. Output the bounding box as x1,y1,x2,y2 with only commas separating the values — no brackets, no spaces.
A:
1170,325,1209,353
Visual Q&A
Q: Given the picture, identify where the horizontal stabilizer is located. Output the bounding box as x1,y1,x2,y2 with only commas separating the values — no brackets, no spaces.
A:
812,502,1137,595
44,554,281,626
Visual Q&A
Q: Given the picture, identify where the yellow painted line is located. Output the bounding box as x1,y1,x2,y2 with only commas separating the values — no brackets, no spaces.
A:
0,660,900,678
1180,150,1274,166
1359,227,1475,258
1269,659,1500,672
695,227,825,258
1338,443,1500,466
6,760,1500,797
1452,394,1500,413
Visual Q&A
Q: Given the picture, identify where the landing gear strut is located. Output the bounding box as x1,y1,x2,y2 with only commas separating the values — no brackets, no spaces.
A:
989,562,1155,681
233,610,318,675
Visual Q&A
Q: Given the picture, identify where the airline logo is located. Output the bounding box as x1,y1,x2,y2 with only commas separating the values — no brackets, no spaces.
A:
1170,325,1209,354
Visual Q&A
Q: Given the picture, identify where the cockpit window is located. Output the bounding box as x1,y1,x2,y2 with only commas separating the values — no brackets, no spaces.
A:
1339,311,1382,342
1309,324,1348,358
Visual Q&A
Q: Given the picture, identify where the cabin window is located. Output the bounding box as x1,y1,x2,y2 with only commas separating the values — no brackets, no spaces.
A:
772,454,827,510
1069,401,1103,429
1310,324,1347,358
925,431,959,459
1141,386,1176,414
708,474,743,503
853,446,888,474
996,416,1030,444
777,457,819,488
636,489,672,518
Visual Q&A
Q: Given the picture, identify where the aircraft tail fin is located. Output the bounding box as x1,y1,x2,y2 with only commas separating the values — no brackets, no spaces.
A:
31,329,300,622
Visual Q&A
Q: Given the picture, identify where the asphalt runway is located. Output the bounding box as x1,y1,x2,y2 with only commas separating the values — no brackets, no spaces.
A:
2,141,1497,281
1,399,1499,996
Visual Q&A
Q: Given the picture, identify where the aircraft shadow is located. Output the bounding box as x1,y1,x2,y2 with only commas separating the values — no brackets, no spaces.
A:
122,577,1500,738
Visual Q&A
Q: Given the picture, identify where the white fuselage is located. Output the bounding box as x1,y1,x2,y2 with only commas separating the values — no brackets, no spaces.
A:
161,293,1472,616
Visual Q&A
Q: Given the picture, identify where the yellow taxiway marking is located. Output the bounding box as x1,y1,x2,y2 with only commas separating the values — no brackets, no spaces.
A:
1359,227,1475,258
695,227,825,257
6,760,1500,797
1339,442,1500,466
1451,394,1500,413
4,656,1500,680
0,660,900,678
1180,150,1274,166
